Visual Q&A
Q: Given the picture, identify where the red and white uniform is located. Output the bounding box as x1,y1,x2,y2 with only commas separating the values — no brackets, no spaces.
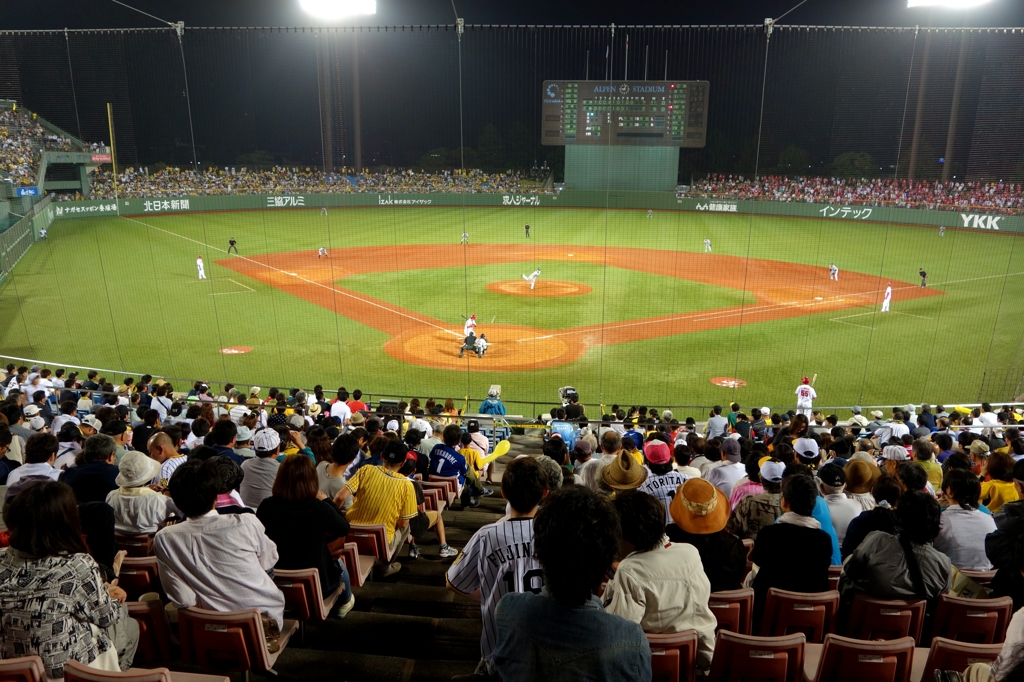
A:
463,316,477,337
796,382,817,418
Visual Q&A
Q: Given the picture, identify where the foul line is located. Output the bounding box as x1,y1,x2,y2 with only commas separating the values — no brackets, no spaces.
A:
209,278,257,296
120,216,461,337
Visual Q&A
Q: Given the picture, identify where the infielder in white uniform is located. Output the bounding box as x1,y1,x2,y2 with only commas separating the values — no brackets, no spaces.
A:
196,255,206,280
318,247,329,259
460,232,469,244
522,268,541,290
829,263,839,281
795,377,816,418
881,282,892,312
463,314,477,337
704,238,712,253
446,458,546,675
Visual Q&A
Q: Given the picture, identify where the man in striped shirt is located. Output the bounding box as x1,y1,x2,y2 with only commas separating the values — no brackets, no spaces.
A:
335,440,417,576
446,457,549,676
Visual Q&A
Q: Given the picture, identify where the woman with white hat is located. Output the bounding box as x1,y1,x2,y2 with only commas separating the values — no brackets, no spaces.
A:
105,451,179,535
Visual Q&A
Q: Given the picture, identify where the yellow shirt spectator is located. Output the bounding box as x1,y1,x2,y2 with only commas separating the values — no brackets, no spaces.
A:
344,465,418,543
460,445,484,477
980,479,1019,514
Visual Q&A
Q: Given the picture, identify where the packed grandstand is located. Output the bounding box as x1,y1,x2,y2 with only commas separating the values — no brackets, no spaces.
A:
0,107,76,186
2,360,1024,679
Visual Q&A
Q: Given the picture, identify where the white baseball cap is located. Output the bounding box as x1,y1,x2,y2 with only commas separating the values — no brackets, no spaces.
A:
253,429,281,452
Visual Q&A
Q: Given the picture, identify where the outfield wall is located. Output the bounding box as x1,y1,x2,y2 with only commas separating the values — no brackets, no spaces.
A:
50,191,1021,234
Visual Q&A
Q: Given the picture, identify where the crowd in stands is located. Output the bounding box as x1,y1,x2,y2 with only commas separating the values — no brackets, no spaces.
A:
686,173,1024,214
2,364,1024,680
82,166,525,200
0,108,75,187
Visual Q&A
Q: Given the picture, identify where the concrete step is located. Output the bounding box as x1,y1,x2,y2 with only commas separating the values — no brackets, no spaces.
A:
301,611,482,661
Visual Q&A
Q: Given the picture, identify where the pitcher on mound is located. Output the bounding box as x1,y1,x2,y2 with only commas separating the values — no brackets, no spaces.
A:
522,268,541,290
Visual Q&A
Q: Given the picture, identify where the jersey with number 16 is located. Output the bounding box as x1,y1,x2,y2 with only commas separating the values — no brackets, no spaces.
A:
446,517,541,673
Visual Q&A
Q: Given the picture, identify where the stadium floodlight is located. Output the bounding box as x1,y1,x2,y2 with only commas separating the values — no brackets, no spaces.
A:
907,0,992,8
299,0,376,20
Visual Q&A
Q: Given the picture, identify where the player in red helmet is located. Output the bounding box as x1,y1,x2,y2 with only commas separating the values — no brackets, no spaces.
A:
463,314,478,337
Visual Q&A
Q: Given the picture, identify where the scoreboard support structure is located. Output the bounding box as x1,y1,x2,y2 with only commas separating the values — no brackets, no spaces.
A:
565,146,679,191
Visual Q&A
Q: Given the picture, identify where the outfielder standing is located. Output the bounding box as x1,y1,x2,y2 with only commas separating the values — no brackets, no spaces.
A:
196,255,206,280
919,268,928,287
939,225,945,237
524,224,530,238
446,458,547,677
881,282,892,312
795,377,816,418
703,238,712,253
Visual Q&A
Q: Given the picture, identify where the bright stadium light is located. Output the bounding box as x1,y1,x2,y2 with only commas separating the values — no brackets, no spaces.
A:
907,0,992,8
299,0,376,20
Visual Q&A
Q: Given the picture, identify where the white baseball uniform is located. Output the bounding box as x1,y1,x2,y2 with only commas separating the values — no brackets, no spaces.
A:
639,469,692,525
446,518,542,674
881,285,892,312
463,318,477,337
318,247,329,258
795,384,817,418
829,264,839,281
460,232,469,244
647,209,653,218
196,257,206,280
522,269,541,290
475,337,489,355
704,239,712,253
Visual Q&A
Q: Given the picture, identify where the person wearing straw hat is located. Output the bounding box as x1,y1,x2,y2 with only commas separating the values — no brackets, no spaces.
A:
666,479,747,593
603,490,717,670
844,459,880,512
106,451,179,535
601,451,648,494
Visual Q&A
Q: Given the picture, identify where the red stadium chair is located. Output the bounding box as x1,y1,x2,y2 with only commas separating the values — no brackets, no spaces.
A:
707,631,806,682
177,607,298,680
332,541,374,588
708,588,754,635
62,660,230,682
931,595,1013,644
843,595,926,643
960,570,997,586
427,475,461,503
650,650,681,682
420,480,454,506
0,655,45,682
115,532,153,558
128,599,172,665
118,556,162,601
646,630,699,682
804,633,915,682
910,637,1002,682
274,568,345,645
345,524,395,563
759,589,839,643
421,487,446,512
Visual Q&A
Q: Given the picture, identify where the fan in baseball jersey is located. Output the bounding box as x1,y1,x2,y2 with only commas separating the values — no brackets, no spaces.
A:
446,518,542,674
639,469,691,525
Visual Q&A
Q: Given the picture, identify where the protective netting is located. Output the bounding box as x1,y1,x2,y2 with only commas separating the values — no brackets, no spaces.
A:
1,24,1023,413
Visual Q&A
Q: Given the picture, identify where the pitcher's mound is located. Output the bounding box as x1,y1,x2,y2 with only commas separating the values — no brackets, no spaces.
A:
487,280,592,297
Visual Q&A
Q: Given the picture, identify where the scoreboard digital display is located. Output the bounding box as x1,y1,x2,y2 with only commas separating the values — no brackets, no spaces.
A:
541,80,709,147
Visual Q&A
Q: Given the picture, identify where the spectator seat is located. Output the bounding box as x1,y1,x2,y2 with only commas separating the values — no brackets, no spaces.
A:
127,600,172,664
908,637,1002,682
62,660,230,682
708,588,754,635
646,629,698,682
931,595,1012,644
760,589,839,643
118,557,162,601
707,631,806,682
844,595,925,643
115,533,153,558
177,607,298,681
0,655,45,682
803,633,915,682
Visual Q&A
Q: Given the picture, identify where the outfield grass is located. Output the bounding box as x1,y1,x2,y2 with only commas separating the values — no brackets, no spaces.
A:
2,205,1023,411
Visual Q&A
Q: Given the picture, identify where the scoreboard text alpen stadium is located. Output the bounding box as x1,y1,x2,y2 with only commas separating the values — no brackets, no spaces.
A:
541,80,709,147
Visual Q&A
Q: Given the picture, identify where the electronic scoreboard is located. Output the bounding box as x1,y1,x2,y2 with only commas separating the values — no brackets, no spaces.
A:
541,80,708,147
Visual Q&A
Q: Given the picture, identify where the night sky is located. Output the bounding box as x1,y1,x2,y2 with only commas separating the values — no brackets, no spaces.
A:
2,1,1022,180
2,0,1022,31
